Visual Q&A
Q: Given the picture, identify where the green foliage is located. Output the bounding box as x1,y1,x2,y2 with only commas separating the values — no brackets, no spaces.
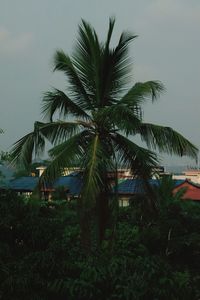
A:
0,170,5,183
0,151,12,163
154,175,187,206
0,191,200,299
51,186,68,200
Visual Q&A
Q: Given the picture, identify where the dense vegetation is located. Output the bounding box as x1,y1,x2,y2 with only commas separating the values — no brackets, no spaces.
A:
0,191,199,300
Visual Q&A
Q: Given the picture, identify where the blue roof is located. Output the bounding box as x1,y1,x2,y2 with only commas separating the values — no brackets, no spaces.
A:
9,177,39,191
6,175,82,195
2,175,185,196
173,180,185,186
53,176,82,195
117,179,185,194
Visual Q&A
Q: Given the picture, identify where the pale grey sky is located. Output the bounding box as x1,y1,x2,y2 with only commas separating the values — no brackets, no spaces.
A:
0,0,200,167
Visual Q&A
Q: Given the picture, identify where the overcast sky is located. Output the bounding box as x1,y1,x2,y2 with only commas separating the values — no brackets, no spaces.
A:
0,0,200,167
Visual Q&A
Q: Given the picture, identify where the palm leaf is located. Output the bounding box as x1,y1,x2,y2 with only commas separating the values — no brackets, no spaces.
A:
109,30,138,95
105,17,115,50
138,123,198,160
37,121,81,145
74,18,137,107
53,50,93,110
111,134,159,210
11,132,35,168
111,133,159,177
120,81,165,108
97,104,141,135
11,122,45,168
42,88,90,121
99,26,138,105
42,130,91,181
11,121,82,169
73,19,102,106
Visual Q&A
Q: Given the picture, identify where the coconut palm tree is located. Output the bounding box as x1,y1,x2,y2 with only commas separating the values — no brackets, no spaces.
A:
11,18,198,246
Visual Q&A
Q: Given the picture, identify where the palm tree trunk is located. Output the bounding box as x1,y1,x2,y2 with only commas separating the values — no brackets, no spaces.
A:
142,177,158,213
97,190,109,243
78,197,92,252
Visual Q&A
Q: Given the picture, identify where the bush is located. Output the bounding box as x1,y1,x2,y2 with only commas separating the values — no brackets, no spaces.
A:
0,191,199,299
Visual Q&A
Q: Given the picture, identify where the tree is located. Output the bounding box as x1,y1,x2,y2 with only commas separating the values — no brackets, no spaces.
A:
0,189,200,299
0,151,12,163
11,18,198,247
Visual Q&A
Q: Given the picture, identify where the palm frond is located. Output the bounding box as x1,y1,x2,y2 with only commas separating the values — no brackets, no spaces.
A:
120,81,165,108
105,17,115,50
53,50,93,110
110,30,138,94
99,28,138,106
37,121,81,145
72,24,96,96
73,20,103,108
42,130,91,181
11,122,45,168
97,17,116,107
138,123,198,160
73,18,137,107
42,88,90,121
11,133,35,168
73,19,102,106
97,104,141,135
112,133,159,177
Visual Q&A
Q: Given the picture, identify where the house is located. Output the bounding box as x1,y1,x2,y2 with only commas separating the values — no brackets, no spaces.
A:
173,179,200,201
3,169,198,205
117,178,185,206
36,166,82,177
9,176,39,197
41,174,82,200
116,179,158,206
173,170,200,185
0,173,82,200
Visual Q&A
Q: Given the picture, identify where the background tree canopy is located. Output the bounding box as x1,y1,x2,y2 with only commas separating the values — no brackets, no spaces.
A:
0,191,200,300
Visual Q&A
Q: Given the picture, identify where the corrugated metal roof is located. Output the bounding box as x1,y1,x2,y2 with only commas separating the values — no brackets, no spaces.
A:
6,175,82,195
117,179,185,194
2,175,185,197
53,176,82,195
9,177,39,191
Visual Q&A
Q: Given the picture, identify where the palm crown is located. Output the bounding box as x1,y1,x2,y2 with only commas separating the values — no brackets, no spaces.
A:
12,18,198,202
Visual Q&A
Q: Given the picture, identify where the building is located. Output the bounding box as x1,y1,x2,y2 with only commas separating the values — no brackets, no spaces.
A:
116,179,161,206
3,166,199,205
173,170,200,185
173,179,200,201
116,178,197,206
0,173,82,200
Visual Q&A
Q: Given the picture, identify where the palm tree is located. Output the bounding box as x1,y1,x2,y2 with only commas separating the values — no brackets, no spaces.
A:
11,18,198,246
